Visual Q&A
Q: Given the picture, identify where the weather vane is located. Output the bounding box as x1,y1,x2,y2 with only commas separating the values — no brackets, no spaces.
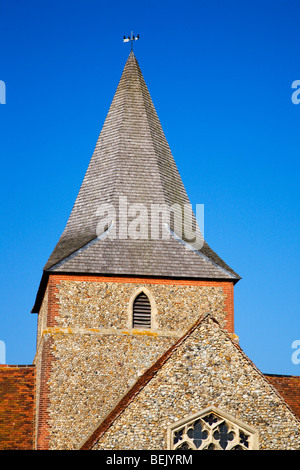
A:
123,31,140,51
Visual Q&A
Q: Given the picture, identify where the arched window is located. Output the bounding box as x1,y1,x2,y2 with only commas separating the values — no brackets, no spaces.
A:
168,406,259,450
132,292,151,329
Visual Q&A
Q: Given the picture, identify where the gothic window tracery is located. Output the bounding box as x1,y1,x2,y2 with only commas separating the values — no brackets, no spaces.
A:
168,406,258,450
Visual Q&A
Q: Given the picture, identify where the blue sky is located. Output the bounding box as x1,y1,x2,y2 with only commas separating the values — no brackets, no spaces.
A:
0,0,299,375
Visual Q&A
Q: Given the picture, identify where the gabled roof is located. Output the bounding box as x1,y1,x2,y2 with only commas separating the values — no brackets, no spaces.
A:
32,52,240,311
78,313,300,450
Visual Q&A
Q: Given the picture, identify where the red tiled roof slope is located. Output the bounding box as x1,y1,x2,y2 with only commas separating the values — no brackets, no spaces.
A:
0,365,35,450
265,374,300,419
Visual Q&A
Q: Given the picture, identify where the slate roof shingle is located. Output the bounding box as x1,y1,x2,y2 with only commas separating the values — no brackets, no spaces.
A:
32,51,240,312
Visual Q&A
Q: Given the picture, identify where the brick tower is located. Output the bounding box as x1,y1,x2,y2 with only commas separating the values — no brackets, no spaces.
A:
31,51,242,450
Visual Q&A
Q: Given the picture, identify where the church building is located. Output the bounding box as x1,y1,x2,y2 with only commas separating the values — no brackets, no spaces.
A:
0,50,299,450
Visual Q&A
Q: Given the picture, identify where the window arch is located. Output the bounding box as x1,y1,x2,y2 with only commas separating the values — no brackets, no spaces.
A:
168,406,259,450
126,287,158,330
132,292,151,329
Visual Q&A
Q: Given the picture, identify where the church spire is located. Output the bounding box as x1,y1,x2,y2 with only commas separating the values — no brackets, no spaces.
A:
32,52,239,311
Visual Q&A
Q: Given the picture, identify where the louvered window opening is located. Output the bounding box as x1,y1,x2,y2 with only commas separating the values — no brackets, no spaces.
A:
133,293,151,329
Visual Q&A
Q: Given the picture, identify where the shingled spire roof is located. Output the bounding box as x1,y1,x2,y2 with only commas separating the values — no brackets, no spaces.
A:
32,52,240,311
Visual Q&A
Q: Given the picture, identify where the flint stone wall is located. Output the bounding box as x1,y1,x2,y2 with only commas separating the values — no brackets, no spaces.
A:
92,317,300,450
35,278,232,449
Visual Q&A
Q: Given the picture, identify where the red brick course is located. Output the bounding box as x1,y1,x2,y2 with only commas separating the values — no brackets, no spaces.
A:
46,274,235,333
0,365,35,450
35,338,54,450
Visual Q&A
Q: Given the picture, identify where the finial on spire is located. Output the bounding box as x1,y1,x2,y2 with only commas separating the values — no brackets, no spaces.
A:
123,31,140,51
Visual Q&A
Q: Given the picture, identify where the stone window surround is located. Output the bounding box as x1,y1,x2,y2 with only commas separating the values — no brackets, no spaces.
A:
167,405,259,450
126,287,159,331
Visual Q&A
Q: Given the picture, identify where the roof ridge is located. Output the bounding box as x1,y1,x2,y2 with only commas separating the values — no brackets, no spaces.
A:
133,55,189,208
264,373,300,379
129,54,169,203
120,54,239,277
